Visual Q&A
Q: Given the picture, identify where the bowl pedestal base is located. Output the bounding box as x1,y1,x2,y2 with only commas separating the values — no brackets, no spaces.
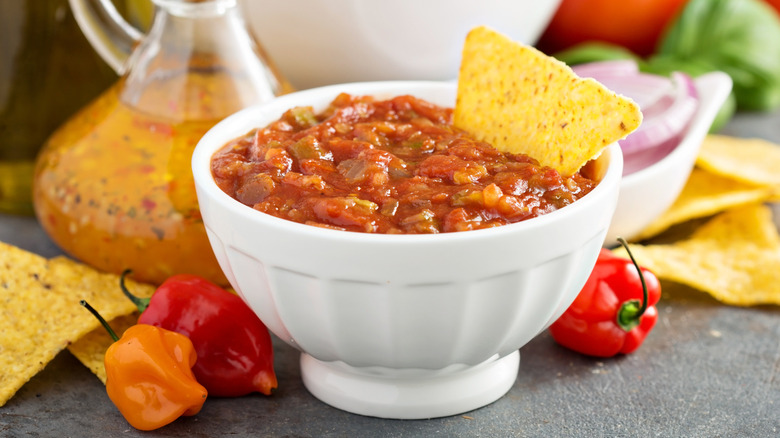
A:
300,350,520,419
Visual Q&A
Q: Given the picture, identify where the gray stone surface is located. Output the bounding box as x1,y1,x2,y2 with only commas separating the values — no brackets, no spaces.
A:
2,110,779,437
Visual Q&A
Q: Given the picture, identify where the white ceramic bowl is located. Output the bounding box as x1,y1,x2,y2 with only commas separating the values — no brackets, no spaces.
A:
240,0,562,90
192,81,622,419
605,72,733,243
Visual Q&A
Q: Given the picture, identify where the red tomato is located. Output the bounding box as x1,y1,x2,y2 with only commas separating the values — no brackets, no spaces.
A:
765,0,780,14
536,0,690,57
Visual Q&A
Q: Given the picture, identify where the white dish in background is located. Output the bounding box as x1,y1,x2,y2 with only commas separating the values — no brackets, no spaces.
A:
605,72,733,243
240,0,561,90
192,81,621,420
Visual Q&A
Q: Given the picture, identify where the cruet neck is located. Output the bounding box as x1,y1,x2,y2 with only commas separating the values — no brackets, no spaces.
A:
151,0,238,18
119,0,290,121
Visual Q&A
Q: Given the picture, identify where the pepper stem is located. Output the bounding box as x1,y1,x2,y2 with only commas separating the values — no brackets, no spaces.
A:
80,300,119,342
615,237,649,331
119,269,151,312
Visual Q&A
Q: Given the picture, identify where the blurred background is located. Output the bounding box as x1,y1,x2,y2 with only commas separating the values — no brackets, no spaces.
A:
4,0,780,216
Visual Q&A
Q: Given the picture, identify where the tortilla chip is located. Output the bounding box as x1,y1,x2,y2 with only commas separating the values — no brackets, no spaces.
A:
1,244,51,406
0,243,154,406
614,203,780,306
633,168,778,240
697,135,780,187
47,256,154,307
454,26,642,176
68,313,139,383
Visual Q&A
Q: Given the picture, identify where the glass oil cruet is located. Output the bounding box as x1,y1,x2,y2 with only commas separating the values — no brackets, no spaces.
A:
33,0,290,285
0,0,129,215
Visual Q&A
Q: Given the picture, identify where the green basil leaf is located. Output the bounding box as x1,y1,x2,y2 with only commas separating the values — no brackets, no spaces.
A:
551,42,639,66
658,0,780,111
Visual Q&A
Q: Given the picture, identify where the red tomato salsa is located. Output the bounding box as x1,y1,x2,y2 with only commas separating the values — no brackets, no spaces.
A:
211,93,598,234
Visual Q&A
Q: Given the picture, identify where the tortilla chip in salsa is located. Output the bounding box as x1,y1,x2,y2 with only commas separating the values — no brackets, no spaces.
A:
454,26,642,176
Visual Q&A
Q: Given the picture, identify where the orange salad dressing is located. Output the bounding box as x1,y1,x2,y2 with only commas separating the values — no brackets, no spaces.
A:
33,71,251,285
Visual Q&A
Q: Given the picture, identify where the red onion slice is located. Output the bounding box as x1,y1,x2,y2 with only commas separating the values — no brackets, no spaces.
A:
620,72,698,154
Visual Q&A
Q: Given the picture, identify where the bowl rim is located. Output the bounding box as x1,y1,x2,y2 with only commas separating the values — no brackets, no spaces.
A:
192,80,623,244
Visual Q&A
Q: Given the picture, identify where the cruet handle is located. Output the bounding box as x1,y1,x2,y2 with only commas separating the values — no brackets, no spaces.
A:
68,0,145,74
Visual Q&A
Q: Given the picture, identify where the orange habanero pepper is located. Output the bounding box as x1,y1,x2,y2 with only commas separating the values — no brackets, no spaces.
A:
81,300,208,431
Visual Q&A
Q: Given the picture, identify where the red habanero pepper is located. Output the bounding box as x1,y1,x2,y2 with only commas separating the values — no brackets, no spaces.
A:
121,271,277,397
548,238,661,357
80,300,207,431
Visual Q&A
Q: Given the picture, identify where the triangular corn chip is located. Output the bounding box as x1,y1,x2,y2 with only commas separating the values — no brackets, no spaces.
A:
634,168,778,240
697,135,780,187
454,26,642,176
614,204,780,306
0,243,153,406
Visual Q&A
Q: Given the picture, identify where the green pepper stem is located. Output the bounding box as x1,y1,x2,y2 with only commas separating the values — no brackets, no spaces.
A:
616,237,649,331
119,269,151,312
80,300,119,342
